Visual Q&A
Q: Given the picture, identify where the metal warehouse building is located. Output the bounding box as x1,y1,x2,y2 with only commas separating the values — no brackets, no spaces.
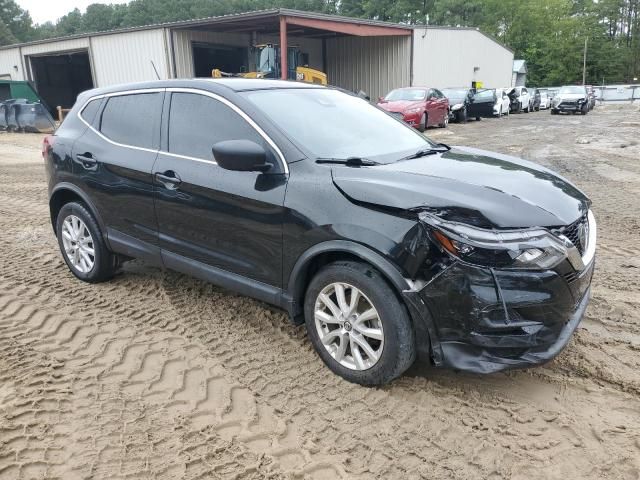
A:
0,9,513,111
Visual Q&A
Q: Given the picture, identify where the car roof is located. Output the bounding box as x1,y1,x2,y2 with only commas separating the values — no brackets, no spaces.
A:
77,78,324,101
393,86,429,90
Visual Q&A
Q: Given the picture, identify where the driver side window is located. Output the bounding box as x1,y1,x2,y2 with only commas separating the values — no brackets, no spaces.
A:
168,92,270,162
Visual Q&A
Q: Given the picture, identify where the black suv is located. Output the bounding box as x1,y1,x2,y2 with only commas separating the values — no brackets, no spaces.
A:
45,79,596,385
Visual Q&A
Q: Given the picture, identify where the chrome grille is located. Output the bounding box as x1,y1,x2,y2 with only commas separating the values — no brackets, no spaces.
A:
553,214,589,255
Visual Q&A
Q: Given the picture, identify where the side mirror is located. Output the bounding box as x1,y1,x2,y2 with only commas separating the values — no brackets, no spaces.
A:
212,140,272,173
377,96,386,103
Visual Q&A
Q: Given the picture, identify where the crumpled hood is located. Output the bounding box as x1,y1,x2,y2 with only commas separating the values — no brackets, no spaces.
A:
555,93,586,101
378,100,423,113
332,146,590,229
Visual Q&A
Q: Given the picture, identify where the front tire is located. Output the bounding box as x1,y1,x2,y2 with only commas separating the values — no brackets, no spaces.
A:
304,261,416,386
56,202,117,283
438,113,448,128
456,106,467,123
417,112,427,132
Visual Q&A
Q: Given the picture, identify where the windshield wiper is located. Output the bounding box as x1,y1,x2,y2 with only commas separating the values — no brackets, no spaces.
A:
315,157,380,166
402,143,451,160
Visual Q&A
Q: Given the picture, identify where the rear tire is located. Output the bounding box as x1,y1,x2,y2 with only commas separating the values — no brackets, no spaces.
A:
304,261,416,386
56,202,117,283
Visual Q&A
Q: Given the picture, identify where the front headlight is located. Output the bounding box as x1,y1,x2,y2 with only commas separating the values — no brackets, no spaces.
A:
418,212,570,270
406,107,423,114
451,103,463,111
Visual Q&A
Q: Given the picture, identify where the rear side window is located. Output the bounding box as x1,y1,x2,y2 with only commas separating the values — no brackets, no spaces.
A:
99,93,162,149
168,92,267,161
80,98,101,124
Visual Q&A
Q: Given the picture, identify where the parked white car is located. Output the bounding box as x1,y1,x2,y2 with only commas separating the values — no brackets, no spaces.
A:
539,91,551,109
494,88,511,116
507,86,531,113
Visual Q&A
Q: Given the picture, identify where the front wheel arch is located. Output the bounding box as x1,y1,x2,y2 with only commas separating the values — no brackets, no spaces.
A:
287,242,410,322
286,241,438,364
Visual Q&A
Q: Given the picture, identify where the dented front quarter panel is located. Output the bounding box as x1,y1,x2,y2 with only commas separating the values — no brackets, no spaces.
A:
283,157,593,374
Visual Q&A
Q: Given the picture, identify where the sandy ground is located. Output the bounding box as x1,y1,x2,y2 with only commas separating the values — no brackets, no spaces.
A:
0,104,639,480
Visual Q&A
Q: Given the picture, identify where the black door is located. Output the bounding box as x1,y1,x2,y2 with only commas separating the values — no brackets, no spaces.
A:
469,89,497,118
71,91,163,247
153,91,287,287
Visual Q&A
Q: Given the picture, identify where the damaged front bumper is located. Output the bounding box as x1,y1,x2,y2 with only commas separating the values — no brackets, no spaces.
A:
402,258,594,374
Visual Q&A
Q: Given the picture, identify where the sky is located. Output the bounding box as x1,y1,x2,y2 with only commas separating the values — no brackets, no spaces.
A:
16,0,129,25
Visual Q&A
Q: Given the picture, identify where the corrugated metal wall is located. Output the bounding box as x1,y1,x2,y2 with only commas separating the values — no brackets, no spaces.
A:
92,29,169,86
412,28,513,88
0,48,22,80
22,38,90,57
325,36,411,100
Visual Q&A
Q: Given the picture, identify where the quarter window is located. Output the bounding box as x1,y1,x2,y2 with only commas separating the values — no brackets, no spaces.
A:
80,98,101,124
168,92,267,161
99,93,162,149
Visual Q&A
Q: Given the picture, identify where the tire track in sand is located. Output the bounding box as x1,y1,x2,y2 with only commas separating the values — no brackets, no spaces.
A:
0,281,348,479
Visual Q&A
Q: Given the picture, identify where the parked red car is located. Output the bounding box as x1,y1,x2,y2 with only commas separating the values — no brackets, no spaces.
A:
377,87,449,131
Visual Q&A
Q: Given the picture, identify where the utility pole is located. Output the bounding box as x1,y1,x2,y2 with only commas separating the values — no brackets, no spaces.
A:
582,38,588,85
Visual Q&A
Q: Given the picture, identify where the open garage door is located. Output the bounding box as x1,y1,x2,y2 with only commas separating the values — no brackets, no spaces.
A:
29,50,94,114
193,43,248,77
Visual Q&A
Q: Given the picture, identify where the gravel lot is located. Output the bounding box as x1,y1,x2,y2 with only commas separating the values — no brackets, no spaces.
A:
0,104,639,480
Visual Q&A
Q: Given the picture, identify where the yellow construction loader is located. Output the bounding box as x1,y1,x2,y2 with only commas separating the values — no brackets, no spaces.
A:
212,44,327,85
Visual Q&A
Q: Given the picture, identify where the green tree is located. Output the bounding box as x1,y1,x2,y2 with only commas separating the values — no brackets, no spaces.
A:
0,0,34,44
3,0,637,84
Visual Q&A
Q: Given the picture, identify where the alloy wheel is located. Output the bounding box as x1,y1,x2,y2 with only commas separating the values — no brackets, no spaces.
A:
314,282,384,371
61,215,95,274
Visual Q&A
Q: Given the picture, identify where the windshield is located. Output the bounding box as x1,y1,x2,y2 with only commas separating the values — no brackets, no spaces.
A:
474,89,495,100
257,47,276,73
384,88,426,101
559,86,586,95
243,88,436,162
441,88,468,101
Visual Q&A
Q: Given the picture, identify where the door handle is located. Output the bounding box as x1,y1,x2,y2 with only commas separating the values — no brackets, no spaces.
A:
76,152,97,169
154,171,182,189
